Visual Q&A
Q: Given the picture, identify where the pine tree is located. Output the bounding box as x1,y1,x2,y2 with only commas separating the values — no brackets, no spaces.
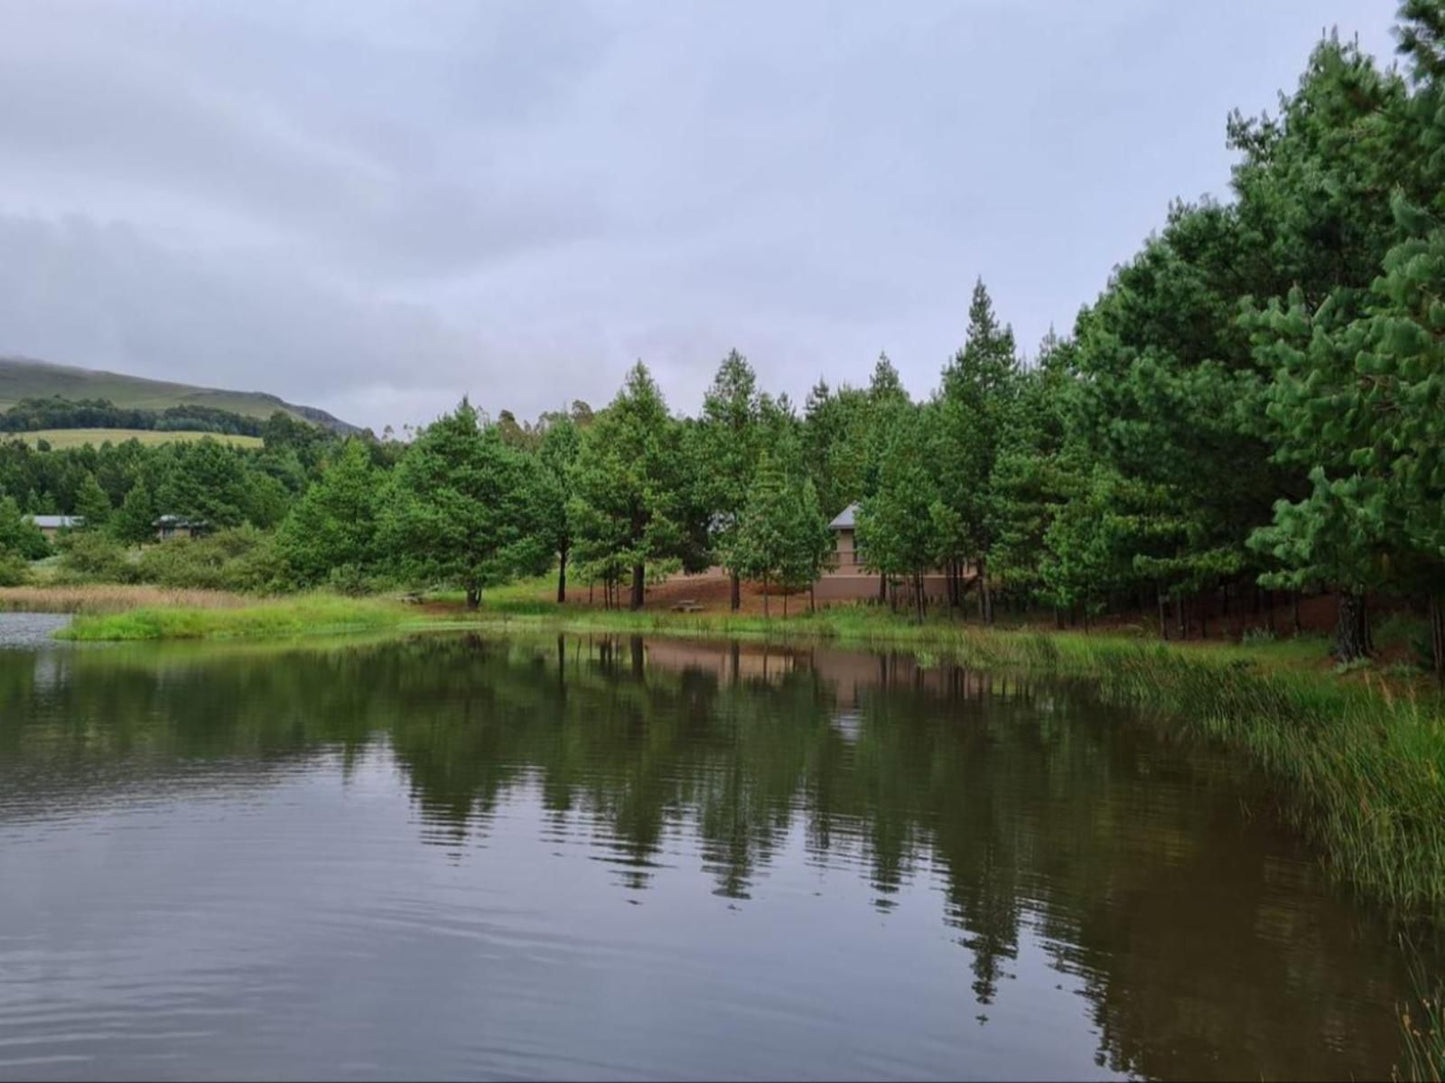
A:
536,417,582,602
382,400,541,607
570,363,687,610
856,408,939,621
932,278,1019,620
110,480,157,546
732,451,791,618
697,350,764,610
783,478,835,614
276,439,382,587
73,473,112,529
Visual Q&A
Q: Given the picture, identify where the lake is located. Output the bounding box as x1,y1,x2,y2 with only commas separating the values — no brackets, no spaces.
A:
0,622,1435,1080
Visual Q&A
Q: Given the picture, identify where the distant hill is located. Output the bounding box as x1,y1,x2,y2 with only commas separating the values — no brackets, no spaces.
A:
0,356,360,435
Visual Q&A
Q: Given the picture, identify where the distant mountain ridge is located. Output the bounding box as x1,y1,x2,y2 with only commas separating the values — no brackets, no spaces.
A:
0,356,360,435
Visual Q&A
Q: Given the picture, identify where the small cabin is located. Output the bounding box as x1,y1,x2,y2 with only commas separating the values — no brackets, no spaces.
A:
153,515,209,541
26,514,84,541
816,502,963,604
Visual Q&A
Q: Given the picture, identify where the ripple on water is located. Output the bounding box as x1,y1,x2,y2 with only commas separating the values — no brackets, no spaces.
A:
0,613,69,649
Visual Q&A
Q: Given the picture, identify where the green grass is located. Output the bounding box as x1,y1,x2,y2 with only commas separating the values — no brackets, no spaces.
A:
16,428,263,449
57,594,449,641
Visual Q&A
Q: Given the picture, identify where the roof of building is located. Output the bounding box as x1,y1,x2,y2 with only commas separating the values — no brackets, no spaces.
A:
26,515,83,529
828,503,858,530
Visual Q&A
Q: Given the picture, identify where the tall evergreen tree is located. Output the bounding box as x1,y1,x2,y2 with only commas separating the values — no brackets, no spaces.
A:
382,401,541,607
570,363,687,610
536,416,582,603
932,278,1019,620
73,473,112,528
697,350,764,610
276,439,382,588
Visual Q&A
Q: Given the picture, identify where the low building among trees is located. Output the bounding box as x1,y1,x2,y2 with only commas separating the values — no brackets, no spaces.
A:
25,514,84,541
153,515,208,541
816,503,958,605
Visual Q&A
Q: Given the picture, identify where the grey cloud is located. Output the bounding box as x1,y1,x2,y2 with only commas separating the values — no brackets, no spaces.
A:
0,0,1397,431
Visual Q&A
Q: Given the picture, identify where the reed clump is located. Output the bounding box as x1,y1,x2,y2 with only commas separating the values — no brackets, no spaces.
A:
0,584,252,614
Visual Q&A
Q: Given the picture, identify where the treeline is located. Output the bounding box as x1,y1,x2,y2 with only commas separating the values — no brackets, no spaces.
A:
0,396,270,437
3,4,1445,678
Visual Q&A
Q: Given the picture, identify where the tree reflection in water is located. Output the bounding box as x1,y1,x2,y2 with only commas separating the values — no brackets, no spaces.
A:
0,631,1435,1080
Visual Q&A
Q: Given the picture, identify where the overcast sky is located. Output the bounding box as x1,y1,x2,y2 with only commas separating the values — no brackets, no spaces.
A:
0,1,1397,432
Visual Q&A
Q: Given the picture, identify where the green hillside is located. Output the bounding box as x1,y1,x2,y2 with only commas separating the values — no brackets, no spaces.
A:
0,356,359,434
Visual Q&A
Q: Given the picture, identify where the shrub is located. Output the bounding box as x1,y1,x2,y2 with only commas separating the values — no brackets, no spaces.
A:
136,526,284,593
56,531,137,583
326,563,374,596
0,552,29,586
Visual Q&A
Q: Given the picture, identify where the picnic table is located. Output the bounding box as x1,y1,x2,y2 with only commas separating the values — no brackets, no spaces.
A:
670,598,705,613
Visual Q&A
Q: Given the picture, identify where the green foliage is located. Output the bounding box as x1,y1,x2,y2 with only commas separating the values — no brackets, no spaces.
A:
73,472,112,528
57,531,137,584
0,495,50,559
382,400,542,606
783,478,835,596
275,439,382,587
136,527,285,593
0,552,28,586
856,408,940,618
110,479,157,545
932,279,1019,563
535,416,582,600
570,363,688,607
729,451,791,612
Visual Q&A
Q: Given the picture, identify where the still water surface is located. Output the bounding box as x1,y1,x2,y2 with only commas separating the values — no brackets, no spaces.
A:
0,622,1433,1079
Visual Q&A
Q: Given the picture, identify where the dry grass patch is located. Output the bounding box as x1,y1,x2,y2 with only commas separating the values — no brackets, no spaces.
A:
0,584,252,614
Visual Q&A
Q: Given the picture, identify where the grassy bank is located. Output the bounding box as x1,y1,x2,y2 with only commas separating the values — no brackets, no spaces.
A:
56,594,440,641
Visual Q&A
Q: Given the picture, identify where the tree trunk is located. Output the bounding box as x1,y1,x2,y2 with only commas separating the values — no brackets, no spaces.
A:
1430,592,1444,687
1333,591,1368,662
809,584,816,614
763,574,770,619
1175,594,1185,639
1291,590,1302,635
914,573,925,623
730,571,741,612
783,586,789,620
878,572,887,603
465,584,481,609
630,564,645,610
979,557,993,625
1157,585,1168,641
1054,607,1063,630
1265,589,1275,634
1082,597,1091,634
557,545,568,603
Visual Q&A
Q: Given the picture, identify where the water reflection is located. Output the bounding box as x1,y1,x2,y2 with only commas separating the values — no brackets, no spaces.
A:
0,632,1433,1080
